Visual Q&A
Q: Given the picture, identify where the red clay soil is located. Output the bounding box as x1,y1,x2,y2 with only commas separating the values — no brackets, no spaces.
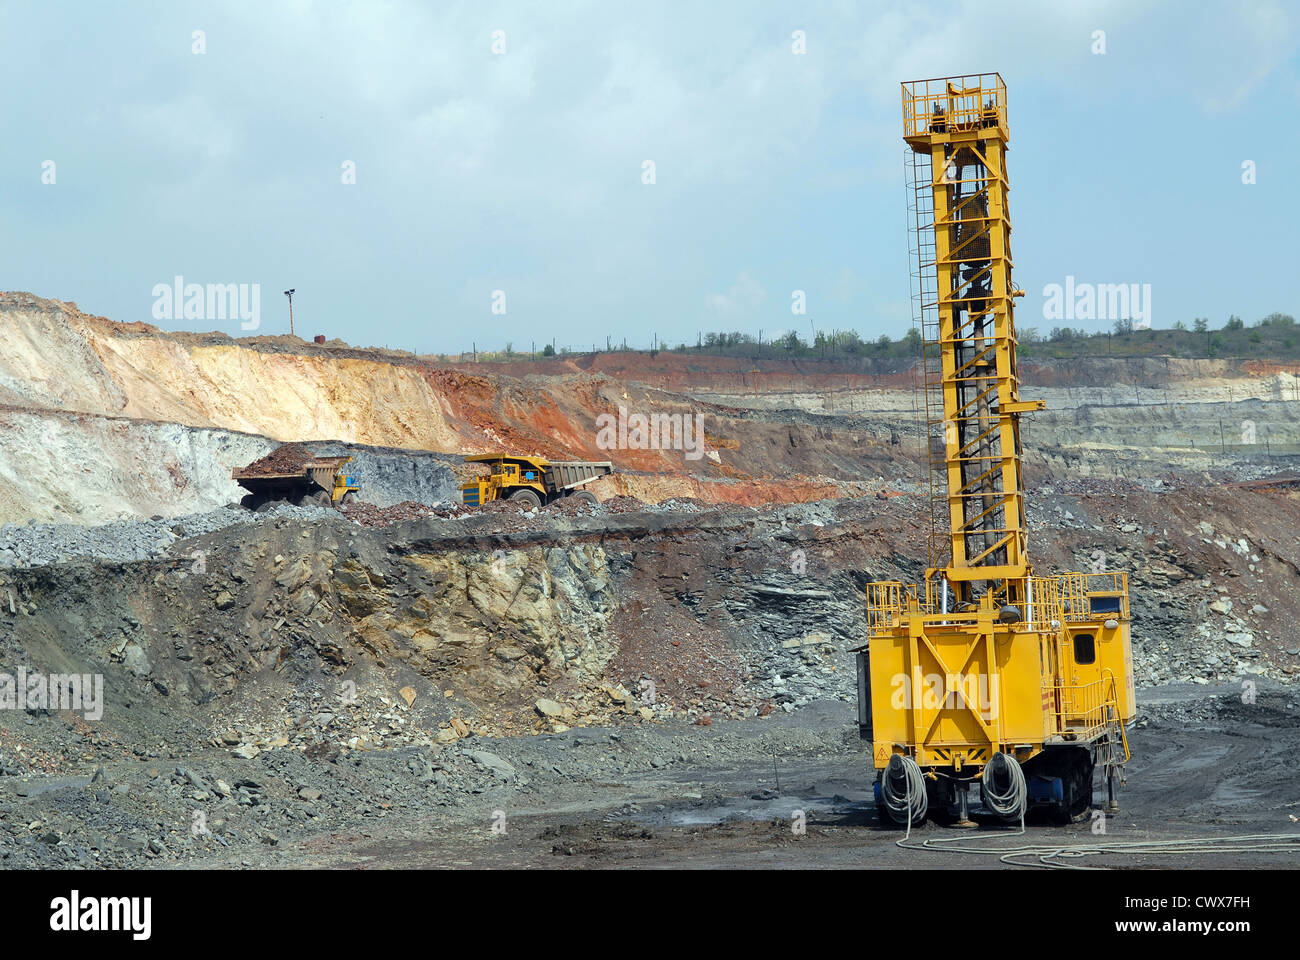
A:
438,349,1294,396
440,351,916,393
1241,359,1300,377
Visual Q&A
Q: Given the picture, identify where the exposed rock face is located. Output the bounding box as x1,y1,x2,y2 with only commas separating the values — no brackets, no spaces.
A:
308,443,459,508
336,542,618,711
0,419,456,525
6,484,1295,756
5,292,1299,531
0,408,271,525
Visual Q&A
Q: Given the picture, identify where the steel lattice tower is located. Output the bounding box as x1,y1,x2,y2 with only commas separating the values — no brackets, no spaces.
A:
902,74,1041,604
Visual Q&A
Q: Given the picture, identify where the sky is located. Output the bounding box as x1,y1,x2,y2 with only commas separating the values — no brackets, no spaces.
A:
2,0,1297,354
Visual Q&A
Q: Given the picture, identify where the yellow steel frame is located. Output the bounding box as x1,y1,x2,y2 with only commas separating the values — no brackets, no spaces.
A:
903,74,1040,589
860,75,1135,782
865,577,1134,770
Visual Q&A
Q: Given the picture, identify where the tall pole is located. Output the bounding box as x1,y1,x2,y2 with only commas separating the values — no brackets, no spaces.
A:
284,289,296,337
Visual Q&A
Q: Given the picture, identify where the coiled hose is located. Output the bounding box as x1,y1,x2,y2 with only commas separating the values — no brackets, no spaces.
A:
980,751,1027,821
880,754,928,826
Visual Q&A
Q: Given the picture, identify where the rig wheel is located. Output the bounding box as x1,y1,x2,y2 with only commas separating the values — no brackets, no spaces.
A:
510,489,542,509
571,490,599,507
924,777,957,825
1025,747,1094,824
1063,749,1096,822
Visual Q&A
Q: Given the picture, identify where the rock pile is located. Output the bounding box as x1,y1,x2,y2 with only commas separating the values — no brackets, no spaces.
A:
238,443,317,475
0,503,339,567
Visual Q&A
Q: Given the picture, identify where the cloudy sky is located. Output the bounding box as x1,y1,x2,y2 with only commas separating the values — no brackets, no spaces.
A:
3,0,1297,353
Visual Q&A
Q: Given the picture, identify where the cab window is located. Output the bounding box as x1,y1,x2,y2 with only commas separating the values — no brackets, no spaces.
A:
1089,595,1121,615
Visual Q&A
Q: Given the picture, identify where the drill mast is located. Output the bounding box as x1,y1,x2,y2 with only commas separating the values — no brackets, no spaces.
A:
855,73,1134,828
903,74,1040,607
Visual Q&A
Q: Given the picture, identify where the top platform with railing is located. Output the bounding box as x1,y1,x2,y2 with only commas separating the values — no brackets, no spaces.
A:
865,571,1129,638
902,73,1008,143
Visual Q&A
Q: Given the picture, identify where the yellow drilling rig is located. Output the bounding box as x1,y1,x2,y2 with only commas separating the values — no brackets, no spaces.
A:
855,74,1135,827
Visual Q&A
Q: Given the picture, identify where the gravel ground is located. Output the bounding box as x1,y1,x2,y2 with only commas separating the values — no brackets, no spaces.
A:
0,503,344,567
4,685,1297,869
0,483,1296,871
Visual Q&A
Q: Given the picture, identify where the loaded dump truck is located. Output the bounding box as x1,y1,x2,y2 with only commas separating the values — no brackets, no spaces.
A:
233,443,360,510
461,454,612,508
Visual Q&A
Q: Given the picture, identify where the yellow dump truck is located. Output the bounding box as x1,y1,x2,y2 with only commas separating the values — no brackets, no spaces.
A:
460,455,612,508
233,448,360,510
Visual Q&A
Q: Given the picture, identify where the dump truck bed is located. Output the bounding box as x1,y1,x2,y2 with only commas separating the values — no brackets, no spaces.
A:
544,461,613,492
233,455,350,486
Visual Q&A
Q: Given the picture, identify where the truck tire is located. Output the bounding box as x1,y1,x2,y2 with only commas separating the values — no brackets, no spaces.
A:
571,490,599,507
510,489,542,509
